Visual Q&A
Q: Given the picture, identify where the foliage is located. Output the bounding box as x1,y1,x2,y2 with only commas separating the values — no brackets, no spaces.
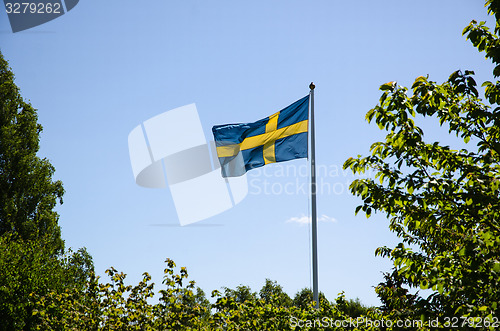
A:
0,50,380,330
259,279,293,307
31,258,383,330
336,297,373,319
212,285,382,330
292,288,329,309
344,0,500,325
223,284,258,304
32,271,100,331
0,51,64,250
33,258,212,330
0,50,95,331
0,234,94,331
10,2,500,329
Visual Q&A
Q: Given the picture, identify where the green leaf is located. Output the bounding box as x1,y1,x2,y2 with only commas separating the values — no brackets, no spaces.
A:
380,81,396,91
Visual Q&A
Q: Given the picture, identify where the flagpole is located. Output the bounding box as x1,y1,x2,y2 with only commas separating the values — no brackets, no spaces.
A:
309,82,319,309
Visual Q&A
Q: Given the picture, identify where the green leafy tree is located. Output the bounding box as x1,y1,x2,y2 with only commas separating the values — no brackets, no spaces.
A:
0,235,94,330
152,258,210,330
0,51,64,250
292,288,328,309
34,258,212,330
32,266,101,331
259,279,293,307
212,285,381,330
0,51,94,330
30,255,385,330
223,284,258,304
344,0,500,323
335,296,372,319
374,271,418,319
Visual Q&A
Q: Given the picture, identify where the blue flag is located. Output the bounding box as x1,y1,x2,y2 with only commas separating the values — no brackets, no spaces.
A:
212,95,309,177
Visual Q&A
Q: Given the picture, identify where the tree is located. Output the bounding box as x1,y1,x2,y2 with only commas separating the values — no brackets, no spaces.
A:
0,50,64,251
0,51,94,330
335,297,372,319
223,284,258,304
292,288,329,310
259,279,293,307
344,0,500,323
0,235,94,330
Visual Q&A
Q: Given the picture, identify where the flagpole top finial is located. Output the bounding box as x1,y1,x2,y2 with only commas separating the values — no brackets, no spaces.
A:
309,82,315,90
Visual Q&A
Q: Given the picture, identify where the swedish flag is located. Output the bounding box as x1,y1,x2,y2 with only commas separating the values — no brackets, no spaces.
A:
212,95,309,177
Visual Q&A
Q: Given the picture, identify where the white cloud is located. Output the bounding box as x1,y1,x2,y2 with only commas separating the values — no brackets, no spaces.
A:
285,214,337,225
285,215,311,225
318,214,337,223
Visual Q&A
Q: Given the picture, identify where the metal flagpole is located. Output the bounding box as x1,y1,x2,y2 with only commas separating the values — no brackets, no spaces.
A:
309,82,319,309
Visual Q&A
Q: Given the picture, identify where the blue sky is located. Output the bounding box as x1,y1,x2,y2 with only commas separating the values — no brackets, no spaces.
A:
0,1,495,306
